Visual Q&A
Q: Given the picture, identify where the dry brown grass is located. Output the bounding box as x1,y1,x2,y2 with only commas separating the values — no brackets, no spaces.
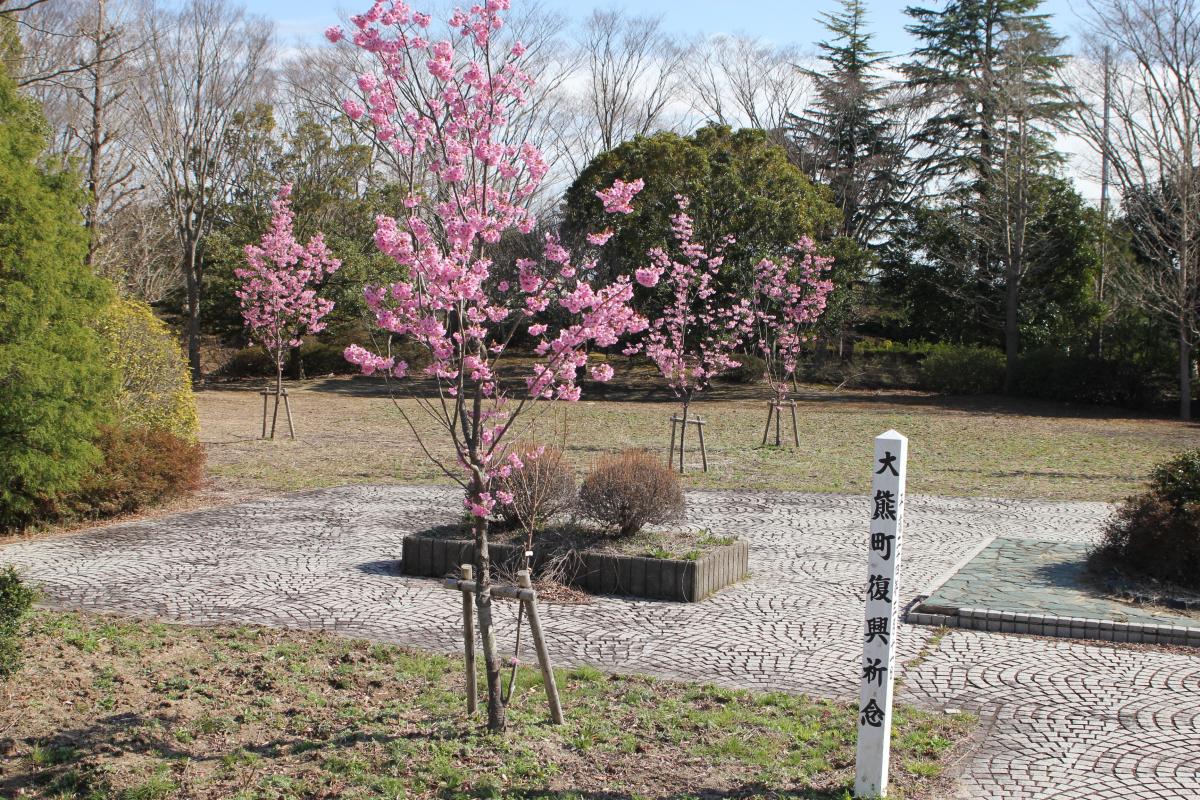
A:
197,359,1199,503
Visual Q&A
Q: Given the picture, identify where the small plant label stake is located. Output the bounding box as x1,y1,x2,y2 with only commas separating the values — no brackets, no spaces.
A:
855,430,907,799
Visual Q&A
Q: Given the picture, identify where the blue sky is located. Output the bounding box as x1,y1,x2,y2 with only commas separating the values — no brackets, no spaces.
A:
247,0,1091,55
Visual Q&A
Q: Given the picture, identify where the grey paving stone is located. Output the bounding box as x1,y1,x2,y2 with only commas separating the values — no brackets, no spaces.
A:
923,538,1200,629
2,486,1196,799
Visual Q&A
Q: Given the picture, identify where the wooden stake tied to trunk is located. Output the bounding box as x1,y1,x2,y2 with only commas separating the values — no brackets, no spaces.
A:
668,411,708,473
760,399,799,447
259,384,295,440
445,566,563,725
461,564,477,715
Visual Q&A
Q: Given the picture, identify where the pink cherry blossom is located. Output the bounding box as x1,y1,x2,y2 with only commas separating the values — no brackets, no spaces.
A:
334,0,648,521
344,344,394,375
237,184,342,436
639,196,754,414
749,238,835,400
635,267,662,287
237,184,341,362
587,229,615,247
595,178,644,214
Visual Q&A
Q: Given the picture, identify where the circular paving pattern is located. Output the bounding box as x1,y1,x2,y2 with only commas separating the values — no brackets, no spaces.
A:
2,486,1197,798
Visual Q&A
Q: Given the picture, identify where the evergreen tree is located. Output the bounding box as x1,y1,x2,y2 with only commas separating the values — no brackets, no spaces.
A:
903,0,1072,388
0,47,116,528
905,0,1068,185
562,125,841,315
878,174,1103,349
790,0,913,246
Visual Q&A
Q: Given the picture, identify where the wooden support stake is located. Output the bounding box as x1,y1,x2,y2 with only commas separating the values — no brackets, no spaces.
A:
517,570,564,725
260,390,270,439
668,416,677,468
761,400,800,448
444,578,536,601
669,414,708,473
461,564,477,715
282,389,295,438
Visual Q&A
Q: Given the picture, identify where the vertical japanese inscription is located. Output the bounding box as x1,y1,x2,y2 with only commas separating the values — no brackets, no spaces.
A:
855,431,907,799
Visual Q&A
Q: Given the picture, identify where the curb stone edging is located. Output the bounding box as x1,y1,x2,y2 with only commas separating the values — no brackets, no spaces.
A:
400,534,750,602
906,605,1200,648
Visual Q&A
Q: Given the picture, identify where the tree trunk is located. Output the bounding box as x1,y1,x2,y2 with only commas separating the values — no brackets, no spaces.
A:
184,248,202,383
1180,321,1192,421
84,0,106,268
471,491,506,732
1004,268,1020,394
270,361,283,439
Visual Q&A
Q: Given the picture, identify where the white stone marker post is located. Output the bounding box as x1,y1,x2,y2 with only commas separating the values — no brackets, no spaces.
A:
855,429,907,799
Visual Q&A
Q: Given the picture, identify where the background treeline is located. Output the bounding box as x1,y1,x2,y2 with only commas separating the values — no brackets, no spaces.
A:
5,0,1199,419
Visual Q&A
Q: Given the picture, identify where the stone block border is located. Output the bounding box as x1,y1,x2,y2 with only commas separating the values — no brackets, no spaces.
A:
907,605,1200,648
401,534,749,602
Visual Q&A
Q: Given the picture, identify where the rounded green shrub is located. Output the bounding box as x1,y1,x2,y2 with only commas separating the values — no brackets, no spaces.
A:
1148,450,1200,511
1015,348,1160,409
298,340,359,375
215,347,275,379
919,344,1005,395
97,298,199,441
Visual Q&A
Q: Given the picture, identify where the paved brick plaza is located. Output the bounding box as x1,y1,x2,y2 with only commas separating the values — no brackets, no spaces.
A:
2,486,1197,799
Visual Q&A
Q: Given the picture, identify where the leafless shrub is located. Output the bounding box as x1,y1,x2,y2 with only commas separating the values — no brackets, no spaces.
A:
577,450,685,537
495,444,576,535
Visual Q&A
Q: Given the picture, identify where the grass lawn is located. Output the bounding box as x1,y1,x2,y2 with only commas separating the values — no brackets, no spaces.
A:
199,361,1199,503
0,612,972,799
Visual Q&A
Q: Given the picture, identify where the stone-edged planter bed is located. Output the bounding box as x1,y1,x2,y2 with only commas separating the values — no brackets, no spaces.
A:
401,533,749,602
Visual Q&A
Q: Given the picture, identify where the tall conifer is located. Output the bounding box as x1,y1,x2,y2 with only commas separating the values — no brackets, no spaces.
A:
790,0,911,245
0,42,116,528
903,0,1072,388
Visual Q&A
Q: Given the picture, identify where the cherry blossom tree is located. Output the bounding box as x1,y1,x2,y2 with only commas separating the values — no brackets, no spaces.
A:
237,184,341,439
635,196,753,469
330,0,647,732
749,239,835,402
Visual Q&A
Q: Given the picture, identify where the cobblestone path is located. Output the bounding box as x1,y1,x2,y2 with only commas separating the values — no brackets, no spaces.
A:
2,486,1197,799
